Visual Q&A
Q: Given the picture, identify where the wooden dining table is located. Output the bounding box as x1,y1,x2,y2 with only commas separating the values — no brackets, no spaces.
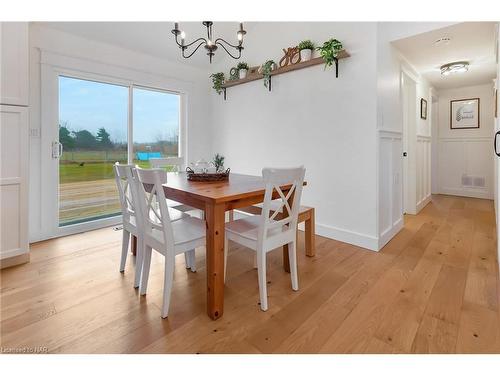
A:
133,172,306,320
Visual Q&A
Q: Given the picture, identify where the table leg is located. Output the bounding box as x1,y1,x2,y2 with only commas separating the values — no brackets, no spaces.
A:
131,235,137,256
205,202,226,320
305,208,316,257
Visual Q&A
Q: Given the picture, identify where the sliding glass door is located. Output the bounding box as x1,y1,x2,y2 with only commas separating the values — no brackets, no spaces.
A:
57,76,180,227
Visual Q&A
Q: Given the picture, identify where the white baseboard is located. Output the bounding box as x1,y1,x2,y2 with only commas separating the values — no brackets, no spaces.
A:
378,218,404,250
416,195,431,213
439,188,493,200
0,247,29,260
316,222,379,251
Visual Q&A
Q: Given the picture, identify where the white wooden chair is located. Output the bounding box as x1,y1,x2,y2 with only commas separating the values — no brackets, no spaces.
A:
224,166,306,311
113,163,192,290
133,167,206,318
113,163,140,278
149,157,202,217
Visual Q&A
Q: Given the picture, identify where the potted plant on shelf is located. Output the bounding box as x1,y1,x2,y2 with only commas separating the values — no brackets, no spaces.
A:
210,72,225,94
259,60,277,88
298,40,315,61
317,38,343,69
237,62,249,79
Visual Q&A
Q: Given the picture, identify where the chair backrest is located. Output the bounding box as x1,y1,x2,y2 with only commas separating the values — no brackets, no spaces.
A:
149,157,184,172
132,167,175,249
113,163,139,225
259,166,306,242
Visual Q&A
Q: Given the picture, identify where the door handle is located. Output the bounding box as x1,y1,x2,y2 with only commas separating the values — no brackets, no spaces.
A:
52,141,63,159
495,131,500,157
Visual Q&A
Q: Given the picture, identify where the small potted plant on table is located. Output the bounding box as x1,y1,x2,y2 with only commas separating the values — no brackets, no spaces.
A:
298,40,315,61
237,62,249,79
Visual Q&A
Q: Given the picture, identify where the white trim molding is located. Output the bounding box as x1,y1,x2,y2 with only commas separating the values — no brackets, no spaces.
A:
416,134,432,213
316,222,379,252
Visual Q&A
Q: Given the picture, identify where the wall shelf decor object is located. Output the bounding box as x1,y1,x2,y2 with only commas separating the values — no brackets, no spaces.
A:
219,50,350,100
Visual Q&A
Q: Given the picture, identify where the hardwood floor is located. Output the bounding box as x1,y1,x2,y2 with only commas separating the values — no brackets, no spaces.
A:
1,195,499,353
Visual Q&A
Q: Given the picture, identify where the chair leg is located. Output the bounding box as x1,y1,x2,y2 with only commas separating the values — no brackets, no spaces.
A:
256,250,268,311
188,250,196,272
139,245,152,295
184,252,191,269
224,237,229,283
134,238,144,288
288,241,299,291
119,229,130,272
161,256,175,318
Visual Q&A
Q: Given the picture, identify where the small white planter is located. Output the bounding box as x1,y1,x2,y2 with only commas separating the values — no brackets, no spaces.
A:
239,69,248,79
300,49,313,62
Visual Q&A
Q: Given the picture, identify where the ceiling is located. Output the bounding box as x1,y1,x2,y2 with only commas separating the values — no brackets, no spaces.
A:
34,21,250,68
392,22,497,90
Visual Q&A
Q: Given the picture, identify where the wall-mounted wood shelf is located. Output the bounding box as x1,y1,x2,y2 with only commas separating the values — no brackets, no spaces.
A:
220,50,350,98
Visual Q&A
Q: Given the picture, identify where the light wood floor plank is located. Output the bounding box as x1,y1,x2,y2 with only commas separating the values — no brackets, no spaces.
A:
1,195,498,353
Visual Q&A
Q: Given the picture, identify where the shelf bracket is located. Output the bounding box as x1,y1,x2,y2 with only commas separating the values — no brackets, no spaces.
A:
223,88,227,100
334,57,339,78
268,76,272,92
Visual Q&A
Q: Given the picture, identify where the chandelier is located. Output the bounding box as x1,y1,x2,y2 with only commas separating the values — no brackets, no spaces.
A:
171,22,246,63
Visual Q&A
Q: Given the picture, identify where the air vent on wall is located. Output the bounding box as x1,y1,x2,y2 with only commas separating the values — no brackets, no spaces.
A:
473,177,486,188
461,175,485,188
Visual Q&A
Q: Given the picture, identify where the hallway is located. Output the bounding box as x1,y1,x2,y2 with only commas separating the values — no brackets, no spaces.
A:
0,195,498,353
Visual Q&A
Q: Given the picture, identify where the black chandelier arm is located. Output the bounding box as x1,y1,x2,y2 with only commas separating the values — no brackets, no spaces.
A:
215,40,242,60
214,37,242,50
174,34,207,49
181,41,207,59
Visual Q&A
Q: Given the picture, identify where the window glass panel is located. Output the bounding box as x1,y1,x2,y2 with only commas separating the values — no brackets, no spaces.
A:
132,87,180,169
58,76,128,226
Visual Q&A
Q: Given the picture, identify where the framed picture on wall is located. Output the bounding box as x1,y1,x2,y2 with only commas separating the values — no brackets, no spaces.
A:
420,98,427,119
450,98,480,129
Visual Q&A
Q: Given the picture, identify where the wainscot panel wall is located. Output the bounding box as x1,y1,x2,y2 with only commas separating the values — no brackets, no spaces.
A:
437,83,495,199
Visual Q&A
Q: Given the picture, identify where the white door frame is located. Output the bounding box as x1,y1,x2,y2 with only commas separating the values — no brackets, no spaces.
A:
401,68,418,215
39,51,189,240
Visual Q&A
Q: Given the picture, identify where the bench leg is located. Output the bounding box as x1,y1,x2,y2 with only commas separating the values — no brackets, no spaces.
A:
305,209,315,257
131,235,137,256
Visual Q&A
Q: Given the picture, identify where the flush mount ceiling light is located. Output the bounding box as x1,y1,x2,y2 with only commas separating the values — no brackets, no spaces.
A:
171,22,246,63
440,61,469,76
433,37,451,46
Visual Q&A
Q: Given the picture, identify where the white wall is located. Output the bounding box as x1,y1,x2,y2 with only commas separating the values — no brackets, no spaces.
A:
211,22,380,250
28,24,211,242
437,83,495,199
